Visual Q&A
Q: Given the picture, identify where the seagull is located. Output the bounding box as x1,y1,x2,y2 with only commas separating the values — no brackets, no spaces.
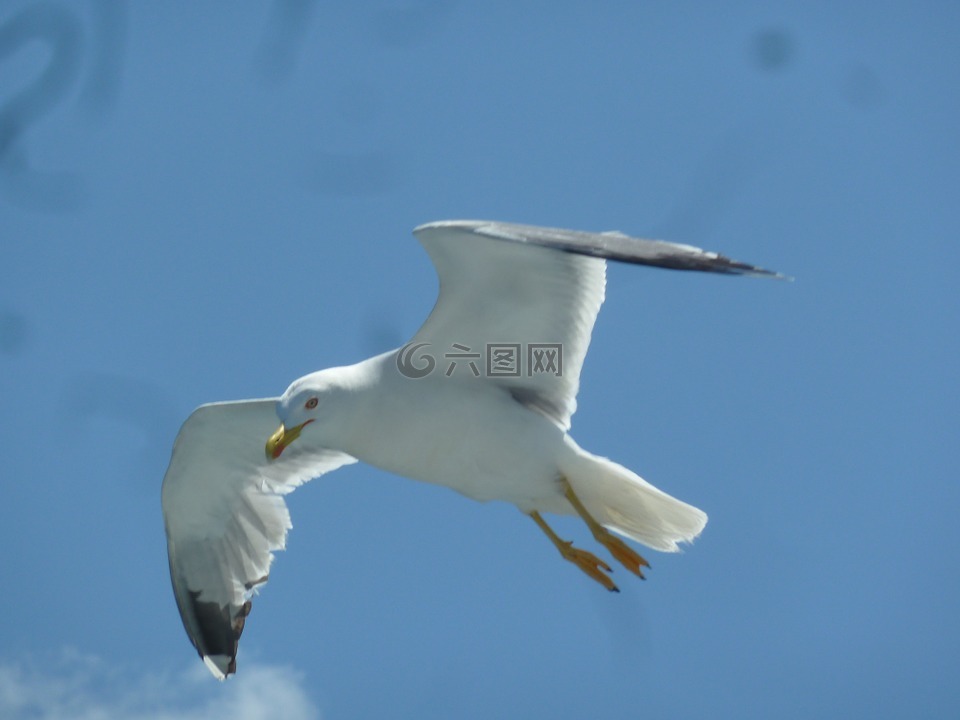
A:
161,220,783,679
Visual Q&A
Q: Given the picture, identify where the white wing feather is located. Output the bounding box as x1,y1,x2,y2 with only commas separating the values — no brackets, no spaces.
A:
410,221,782,430
161,399,356,679
411,222,606,430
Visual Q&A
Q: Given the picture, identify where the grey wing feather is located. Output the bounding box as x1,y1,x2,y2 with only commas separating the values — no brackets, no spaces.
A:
418,220,788,278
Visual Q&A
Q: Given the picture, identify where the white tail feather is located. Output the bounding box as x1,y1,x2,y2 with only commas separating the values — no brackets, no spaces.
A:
560,439,707,552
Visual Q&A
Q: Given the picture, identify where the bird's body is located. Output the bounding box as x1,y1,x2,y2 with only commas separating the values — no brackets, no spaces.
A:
161,220,783,679
311,353,568,509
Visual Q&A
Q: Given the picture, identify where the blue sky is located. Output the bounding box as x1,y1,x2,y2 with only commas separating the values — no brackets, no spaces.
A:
2,2,958,718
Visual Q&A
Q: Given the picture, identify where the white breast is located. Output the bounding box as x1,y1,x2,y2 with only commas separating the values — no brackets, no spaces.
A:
341,367,568,508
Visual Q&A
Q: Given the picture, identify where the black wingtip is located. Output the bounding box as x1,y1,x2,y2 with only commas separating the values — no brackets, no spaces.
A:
722,258,793,281
718,254,792,281
182,592,252,679
655,250,790,280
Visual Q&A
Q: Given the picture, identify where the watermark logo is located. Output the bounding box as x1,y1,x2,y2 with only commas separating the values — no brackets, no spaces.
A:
528,343,562,376
487,344,520,377
396,342,435,379
396,342,563,379
444,343,481,377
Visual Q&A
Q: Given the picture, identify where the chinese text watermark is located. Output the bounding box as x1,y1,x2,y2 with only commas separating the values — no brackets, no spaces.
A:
396,342,563,379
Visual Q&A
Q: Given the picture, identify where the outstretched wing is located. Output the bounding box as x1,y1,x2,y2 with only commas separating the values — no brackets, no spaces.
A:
409,220,781,430
161,399,356,679
457,221,785,277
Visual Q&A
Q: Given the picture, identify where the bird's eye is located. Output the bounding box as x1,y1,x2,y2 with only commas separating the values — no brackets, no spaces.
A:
305,397,318,409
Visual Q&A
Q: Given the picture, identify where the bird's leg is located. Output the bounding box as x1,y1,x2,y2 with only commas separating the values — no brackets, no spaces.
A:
562,480,650,580
529,510,619,592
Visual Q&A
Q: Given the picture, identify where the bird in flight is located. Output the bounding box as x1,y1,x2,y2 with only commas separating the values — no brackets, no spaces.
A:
161,220,784,679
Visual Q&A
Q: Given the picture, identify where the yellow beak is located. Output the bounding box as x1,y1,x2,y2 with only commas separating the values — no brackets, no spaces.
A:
265,420,313,460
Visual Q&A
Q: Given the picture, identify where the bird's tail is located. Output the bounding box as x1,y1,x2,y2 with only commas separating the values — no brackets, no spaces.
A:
559,438,707,552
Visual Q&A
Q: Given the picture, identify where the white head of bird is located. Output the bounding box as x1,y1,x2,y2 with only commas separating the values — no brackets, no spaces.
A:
265,370,346,460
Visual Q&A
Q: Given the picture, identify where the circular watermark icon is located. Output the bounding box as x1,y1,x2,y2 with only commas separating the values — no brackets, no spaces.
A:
396,342,436,379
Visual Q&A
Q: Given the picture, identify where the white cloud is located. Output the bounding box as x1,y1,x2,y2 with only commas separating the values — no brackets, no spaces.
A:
0,648,319,720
